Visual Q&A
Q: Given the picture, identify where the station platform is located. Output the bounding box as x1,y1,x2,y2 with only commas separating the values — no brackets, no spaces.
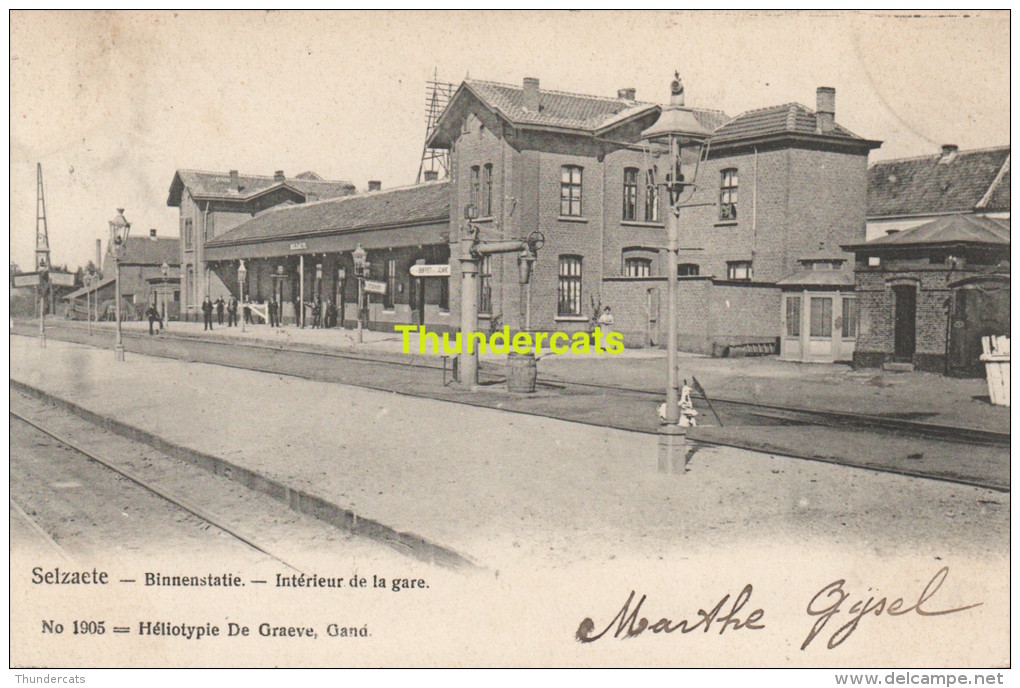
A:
9,334,1007,573
33,317,1009,435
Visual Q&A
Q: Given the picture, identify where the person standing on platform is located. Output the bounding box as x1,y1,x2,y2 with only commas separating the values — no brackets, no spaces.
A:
311,297,322,329
269,297,279,327
325,299,337,328
146,303,163,335
202,296,214,331
215,296,225,325
227,295,238,327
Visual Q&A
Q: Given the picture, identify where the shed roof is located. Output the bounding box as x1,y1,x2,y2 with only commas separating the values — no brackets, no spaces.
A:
113,236,181,265
712,102,870,145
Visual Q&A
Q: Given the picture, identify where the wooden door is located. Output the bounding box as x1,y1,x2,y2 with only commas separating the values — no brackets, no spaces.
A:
893,285,916,361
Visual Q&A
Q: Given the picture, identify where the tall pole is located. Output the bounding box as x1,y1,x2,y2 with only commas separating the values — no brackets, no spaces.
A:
38,281,46,348
658,141,684,473
114,259,124,361
299,254,305,328
86,279,92,336
356,277,364,343
240,276,246,333
458,232,479,388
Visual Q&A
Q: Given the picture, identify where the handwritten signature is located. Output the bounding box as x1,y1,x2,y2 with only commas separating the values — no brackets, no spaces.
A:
575,567,981,649
801,566,981,650
575,585,765,642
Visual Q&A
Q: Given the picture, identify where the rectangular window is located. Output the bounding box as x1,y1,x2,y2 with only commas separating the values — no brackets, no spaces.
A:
810,297,833,337
678,263,700,277
557,256,582,316
841,297,857,338
727,261,752,281
470,166,480,211
560,166,583,217
384,259,396,310
624,257,651,277
479,256,492,315
622,168,638,221
645,178,660,223
483,164,493,217
720,169,738,220
785,296,801,337
184,219,193,249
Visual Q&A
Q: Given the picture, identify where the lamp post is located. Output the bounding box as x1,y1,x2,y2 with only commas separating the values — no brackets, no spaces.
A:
84,272,93,336
109,208,131,361
161,261,170,328
237,259,247,333
640,73,711,473
353,244,368,343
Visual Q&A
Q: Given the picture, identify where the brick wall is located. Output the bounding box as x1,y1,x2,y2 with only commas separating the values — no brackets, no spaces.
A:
602,276,780,353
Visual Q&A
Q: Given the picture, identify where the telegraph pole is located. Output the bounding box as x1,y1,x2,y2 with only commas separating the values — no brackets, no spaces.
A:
35,163,51,348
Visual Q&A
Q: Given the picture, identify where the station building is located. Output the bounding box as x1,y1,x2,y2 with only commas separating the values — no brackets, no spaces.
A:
166,169,356,320
182,76,883,355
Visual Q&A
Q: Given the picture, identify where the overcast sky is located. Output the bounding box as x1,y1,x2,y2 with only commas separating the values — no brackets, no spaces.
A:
9,10,1010,271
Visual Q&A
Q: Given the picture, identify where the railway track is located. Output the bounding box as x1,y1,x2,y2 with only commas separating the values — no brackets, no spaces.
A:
9,409,305,573
65,322,1006,447
14,324,1009,493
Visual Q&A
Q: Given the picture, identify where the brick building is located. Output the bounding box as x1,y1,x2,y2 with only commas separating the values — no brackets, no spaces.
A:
167,169,356,320
193,76,882,351
429,78,879,352
202,181,450,327
867,145,1010,241
64,230,180,320
846,214,1010,375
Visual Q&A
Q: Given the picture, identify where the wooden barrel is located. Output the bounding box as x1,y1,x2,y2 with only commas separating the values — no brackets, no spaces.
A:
506,351,537,393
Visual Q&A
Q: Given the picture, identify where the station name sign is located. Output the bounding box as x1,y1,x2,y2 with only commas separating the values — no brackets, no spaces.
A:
13,273,41,287
363,280,387,295
409,264,451,278
289,242,308,251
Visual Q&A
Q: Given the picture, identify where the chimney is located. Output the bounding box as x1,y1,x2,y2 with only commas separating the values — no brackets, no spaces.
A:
523,77,540,112
229,169,239,191
940,144,959,162
617,87,636,101
368,180,382,192
274,170,285,182
150,228,157,241
816,87,836,134
96,239,102,267
424,170,439,182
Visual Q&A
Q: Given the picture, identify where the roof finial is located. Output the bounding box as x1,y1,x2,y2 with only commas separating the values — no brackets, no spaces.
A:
670,72,685,107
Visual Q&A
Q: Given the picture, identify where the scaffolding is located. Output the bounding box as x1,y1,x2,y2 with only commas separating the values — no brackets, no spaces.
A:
416,71,456,184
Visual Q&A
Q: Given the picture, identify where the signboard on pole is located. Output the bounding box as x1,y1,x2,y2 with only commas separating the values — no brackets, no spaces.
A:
13,273,41,287
409,264,452,278
363,279,387,295
49,272,76,287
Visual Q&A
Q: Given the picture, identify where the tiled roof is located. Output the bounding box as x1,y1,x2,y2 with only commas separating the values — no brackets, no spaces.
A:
206,181,450,247
456,80,730,134
867,146,1010,218
712,102,864,143
845,214,1010,250
167,169,356,206
116,237,181,265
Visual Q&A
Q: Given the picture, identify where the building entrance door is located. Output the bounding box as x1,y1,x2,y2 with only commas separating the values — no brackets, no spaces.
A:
893,284,916,361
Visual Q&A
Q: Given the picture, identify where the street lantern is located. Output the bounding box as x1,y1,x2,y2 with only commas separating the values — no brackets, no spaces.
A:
161,261,170,326
640,74,711,474
109,208,131,361
237,259,247,333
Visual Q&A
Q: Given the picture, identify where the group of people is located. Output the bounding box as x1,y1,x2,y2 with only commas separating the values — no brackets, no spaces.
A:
199,294,339,330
